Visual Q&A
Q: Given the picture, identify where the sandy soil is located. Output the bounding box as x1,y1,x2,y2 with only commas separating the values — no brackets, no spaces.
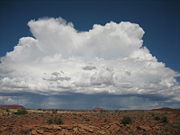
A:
0,108,180,135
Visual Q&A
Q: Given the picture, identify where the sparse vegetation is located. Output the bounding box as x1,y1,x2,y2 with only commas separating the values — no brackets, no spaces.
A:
47,116,63,125
0,109,179,135
153,115,168,123
172,122,180,128
104,118,108,123
14,109,28,115
149,112,155,117
52,109,58,114
5,109,10,112
154,115,161,120
21,129,32,134
136,126,141,130
121,116,133,125
160,116,168,123
84,117,90,121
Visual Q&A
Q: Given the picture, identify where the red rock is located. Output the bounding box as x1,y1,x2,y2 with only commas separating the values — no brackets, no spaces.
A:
93,108,105,111
0,105,25,109
139,125,151,131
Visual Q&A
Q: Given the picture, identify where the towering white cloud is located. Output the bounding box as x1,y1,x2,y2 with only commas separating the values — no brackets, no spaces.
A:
0,17,179,101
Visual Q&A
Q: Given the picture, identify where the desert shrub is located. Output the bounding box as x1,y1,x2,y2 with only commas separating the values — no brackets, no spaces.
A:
5,109,10,112
176,114,180,120
99,110,107,113
160,116,168,123
47,118,53,124
15,109,28,115
136,126,141,130
47,117,63,125
149,112,155,117
172,115,180,128
21,129,32,134
172,122,180,128
114,110,120,113
104,118,108,123
121,116,133,125
154,116,161,120
72,113,77,116
52,109,58,114
84,118,90,121
154,115,168,123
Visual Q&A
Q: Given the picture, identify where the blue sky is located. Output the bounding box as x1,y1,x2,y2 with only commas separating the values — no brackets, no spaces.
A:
0,0,180,109
1,0,180,71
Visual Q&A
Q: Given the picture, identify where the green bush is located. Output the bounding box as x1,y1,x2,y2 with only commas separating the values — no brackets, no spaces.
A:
15,109,28,115
52,109,58,114
84,118,90,121
160,116,168,123
154,115,168,123
172,122,180,128
47,117,63,125
154,116,161,120
5,109,10,112
21,129,32,134
121,116,133,125
149,112,155,117
104,118,108,123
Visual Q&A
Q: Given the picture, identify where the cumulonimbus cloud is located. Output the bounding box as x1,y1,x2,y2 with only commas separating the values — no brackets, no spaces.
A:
0,17,179,100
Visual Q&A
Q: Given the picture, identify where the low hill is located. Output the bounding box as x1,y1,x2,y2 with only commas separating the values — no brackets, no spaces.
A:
0,105,25,109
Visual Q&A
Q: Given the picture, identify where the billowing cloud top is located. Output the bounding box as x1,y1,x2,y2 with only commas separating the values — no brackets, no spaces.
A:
0,18,179,101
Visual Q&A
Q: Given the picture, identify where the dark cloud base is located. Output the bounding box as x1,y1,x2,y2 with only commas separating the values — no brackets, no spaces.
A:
0,92,179,110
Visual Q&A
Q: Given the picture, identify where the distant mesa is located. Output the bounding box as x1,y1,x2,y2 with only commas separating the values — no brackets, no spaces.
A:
93,108,105,111
0,105,25,109
151,107,180,112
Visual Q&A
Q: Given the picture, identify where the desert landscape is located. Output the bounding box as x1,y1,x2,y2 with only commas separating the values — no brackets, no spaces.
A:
0,106,179,135
0,1,180,135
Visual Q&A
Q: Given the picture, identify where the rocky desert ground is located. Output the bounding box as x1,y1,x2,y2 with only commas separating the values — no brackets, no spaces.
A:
0,108,180,135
